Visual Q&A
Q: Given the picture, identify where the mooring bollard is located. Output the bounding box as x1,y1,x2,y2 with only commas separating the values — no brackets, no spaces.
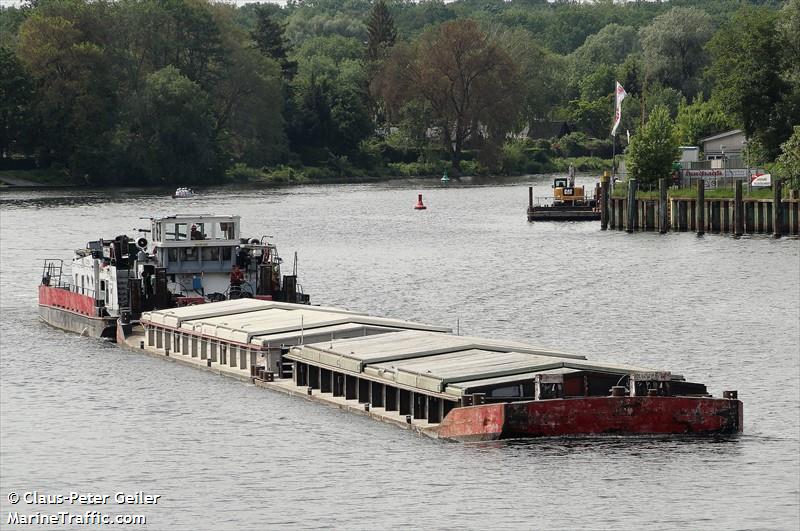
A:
610,386,627,397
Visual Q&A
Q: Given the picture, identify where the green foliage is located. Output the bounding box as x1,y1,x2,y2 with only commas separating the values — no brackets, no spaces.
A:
226,162,265,182
120,66,218,184
0,46,33,157
492,25,566,121
498,138,548,175
708,5,797,159
639,7,713,98
570,23,637,82
366,0,396,61
774,126,800,190
388,160,449,177
674,96,734,146
378,19,522,172
0,0,794,185
566,98,610,138
251,6,296,79
626,105,680,186
552,132,611,158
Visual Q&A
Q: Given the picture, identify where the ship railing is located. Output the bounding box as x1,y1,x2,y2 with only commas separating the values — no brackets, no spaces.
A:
41,258,64,286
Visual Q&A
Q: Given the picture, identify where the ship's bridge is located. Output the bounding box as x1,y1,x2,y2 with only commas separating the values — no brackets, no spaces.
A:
149,215,242,275
151,215,240,245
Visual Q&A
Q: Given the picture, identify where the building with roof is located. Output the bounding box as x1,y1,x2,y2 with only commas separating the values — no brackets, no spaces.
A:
701,129,746,165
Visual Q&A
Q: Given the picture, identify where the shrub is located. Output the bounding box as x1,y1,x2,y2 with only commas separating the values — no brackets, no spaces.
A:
226,163,265,182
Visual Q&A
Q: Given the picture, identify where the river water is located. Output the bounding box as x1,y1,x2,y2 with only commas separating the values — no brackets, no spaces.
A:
1,176,798,530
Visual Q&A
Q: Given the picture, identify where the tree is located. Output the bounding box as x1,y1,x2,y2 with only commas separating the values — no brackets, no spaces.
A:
490,25,566,122
210,4,288,167
639,7,713,98
17,11,115,175
378,19,521,171
777,0,800,86
570,23,638,81
0,47,33,158
251,6,296,79
366,0,396,61
119,66,217,184
626,105,679,186
707,6,797,160
774,126,800,190
674,96,733,146
286,30,371,163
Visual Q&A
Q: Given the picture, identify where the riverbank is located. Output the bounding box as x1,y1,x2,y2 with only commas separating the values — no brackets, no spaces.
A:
1,156,610,188
0,169,86,187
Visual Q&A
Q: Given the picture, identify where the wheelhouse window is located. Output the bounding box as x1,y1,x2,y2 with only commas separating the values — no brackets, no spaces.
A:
165,223,188,241
180,248,198,261
190,223,206,240
201,247,220,261
215,222,237,240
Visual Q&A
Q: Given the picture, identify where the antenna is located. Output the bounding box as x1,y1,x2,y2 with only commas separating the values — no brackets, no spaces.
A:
457,316,460,336
300,315,304,345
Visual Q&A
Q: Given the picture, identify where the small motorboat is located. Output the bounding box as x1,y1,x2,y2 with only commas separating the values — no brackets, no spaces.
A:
173,187,196,199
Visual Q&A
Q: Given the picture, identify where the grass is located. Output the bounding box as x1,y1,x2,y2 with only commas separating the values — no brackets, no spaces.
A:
611,181,793,200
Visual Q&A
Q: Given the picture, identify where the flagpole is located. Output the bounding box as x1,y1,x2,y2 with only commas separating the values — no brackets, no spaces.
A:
611,131,616,180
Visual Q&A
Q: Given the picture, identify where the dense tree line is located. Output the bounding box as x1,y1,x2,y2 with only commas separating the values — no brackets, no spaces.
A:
0,0,797,185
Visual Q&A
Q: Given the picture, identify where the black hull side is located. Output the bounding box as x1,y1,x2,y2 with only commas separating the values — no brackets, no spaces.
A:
39,305,117,340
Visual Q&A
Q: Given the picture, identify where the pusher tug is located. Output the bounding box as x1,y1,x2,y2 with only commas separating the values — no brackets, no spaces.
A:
39,214,309,339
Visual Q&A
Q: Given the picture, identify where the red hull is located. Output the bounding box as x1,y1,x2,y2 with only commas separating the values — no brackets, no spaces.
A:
38,285,97,316
436,396,743,441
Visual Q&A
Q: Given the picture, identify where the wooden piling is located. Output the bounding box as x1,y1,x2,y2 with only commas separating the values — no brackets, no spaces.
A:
626,179,637,233
600,175,609,230
527,186,534,222
696,180,705,235
773,179,782,238
659,178,668,233
734,180,743,237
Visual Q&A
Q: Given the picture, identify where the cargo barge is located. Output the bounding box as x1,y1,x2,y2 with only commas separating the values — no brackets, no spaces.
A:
128,299,742,441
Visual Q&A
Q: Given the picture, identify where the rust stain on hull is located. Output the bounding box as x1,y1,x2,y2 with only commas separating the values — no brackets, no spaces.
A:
437,397,742,442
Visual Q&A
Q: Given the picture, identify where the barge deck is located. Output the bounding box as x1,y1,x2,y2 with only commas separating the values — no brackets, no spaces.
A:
127,300,742,441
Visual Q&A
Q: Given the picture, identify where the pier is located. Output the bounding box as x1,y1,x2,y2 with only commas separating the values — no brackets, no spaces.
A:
600,178,800,236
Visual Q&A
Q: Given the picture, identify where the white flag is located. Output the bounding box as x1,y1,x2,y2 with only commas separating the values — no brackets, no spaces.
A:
611,82,627,136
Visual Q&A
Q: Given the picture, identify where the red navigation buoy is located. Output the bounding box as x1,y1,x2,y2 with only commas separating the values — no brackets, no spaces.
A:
414,193,427,210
